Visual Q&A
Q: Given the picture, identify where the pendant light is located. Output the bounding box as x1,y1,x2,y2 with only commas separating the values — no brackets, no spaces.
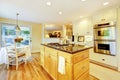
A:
16,13,21,31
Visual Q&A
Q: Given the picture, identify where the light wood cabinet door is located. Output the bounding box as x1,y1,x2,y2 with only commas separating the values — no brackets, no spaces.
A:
40,46,44,67
44,48,50,72
77,71,89,80
40,50,44,67
44,47,58,80
49,55,57,80
74,58,89,80
43,46,89,80
58,62,73,80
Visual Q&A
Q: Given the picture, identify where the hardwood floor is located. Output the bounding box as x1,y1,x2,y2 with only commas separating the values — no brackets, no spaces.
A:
0,53,99,80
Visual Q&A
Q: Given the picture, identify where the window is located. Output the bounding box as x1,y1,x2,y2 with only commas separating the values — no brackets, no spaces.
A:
0,24,31,47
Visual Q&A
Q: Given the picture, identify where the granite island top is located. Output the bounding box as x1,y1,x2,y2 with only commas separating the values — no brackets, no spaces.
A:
42,43,93,54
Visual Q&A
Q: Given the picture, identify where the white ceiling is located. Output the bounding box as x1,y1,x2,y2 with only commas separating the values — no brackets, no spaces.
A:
0,0,120,24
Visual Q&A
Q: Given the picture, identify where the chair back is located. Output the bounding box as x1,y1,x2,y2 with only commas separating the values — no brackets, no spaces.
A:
3,40,17,57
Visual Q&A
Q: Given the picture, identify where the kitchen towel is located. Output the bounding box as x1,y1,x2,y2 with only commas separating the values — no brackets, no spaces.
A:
58,56,65,75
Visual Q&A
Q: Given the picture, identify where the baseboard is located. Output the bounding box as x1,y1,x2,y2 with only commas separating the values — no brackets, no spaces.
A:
90,59,118,71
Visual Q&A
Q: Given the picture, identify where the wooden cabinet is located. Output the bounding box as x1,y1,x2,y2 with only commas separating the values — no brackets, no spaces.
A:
44,47,58,80
58,51,73,80
42,46,89,80
74,58,89,80
66,25,73,37
58,50,89,80
49,54,57,79
44,47,50,72
58,62,73,80
77,71,89,80
63,24,73,38
40,45,45,67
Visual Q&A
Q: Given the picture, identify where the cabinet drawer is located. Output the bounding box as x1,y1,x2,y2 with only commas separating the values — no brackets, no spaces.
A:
74,58,89,80
58,63,73,80
58,51,72,63
77,71,89,80
73,50,89,63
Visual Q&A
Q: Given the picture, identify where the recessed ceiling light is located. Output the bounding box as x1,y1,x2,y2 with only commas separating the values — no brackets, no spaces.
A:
81,0,86,1
80,16,83,18
103,2,109,6
46,1,51,6
58,11,62,15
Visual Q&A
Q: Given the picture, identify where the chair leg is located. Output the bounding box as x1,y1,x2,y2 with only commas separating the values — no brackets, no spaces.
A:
7,58,9,69
16,58,18,70
7,64,9,69
25,56,27,64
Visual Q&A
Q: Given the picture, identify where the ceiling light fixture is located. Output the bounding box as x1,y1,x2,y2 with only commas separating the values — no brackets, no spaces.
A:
103,2,109,6
58,11,62,15
81,0,86,1
16,13,21,31
46,1,51,6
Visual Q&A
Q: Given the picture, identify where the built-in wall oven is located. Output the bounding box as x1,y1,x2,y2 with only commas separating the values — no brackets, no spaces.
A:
94,40,116,56
94,22,116,56
94,27,116,40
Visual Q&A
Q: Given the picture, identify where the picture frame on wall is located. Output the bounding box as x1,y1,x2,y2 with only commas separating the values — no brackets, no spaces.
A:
78,36,84,42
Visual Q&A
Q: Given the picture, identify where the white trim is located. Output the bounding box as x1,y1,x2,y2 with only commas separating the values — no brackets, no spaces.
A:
0,23,2,46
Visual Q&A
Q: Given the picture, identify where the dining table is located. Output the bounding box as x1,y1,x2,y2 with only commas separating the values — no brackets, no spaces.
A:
0,45,31,64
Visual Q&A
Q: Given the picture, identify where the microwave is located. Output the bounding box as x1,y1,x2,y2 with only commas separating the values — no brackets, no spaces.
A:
94,40,116,56
94,26,116,40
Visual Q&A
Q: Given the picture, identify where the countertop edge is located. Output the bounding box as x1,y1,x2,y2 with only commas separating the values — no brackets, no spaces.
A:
41,44,93,54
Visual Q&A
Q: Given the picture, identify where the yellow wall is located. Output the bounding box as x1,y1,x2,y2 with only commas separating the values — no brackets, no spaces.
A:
0,17,43,53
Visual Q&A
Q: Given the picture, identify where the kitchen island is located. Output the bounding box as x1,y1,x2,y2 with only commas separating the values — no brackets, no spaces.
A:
40,43,92,80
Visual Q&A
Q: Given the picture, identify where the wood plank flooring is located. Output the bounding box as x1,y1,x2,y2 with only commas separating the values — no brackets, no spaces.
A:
0,53,99,80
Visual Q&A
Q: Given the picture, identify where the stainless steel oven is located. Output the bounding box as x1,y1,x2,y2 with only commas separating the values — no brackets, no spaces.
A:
94,40,116,56
94,27,116,40
94,22,116,40
94,22,116,56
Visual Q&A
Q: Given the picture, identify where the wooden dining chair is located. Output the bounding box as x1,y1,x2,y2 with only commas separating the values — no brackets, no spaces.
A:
6,42,27,70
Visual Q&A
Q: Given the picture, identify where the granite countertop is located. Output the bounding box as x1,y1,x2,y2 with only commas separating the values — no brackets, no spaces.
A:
42,43,93,54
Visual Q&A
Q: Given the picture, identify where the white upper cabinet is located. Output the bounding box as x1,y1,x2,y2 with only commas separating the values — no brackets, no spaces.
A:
73,17,93,36
93,8,117,24
73,8,117,36
73,20,79,35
